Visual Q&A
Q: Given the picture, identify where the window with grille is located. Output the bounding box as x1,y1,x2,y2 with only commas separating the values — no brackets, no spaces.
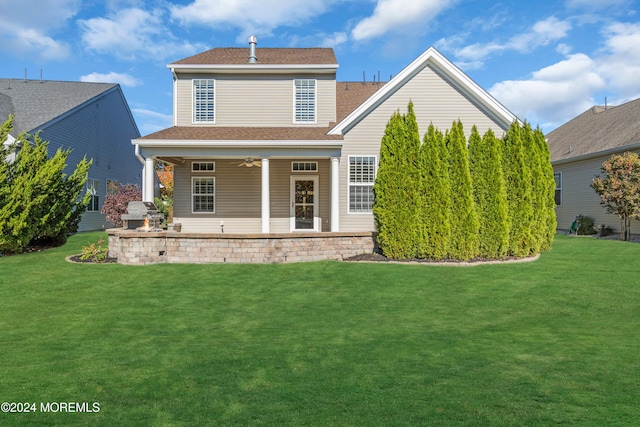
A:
192,161,215,172
554,172,562,206
294,79,316,123
192,177,215,213
106,179,118,196
193,79,215,123
87,178,100,212
349,156,376,213
291,161,318,172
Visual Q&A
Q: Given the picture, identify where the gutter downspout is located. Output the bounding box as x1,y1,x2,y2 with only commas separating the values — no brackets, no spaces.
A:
134,143,154,202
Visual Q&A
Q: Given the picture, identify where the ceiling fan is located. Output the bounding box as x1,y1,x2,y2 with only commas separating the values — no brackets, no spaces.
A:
237,157,262,168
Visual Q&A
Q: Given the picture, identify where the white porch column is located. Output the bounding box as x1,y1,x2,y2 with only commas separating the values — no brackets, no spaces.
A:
144,157,154,202
261,158,270,233
330,157,340,232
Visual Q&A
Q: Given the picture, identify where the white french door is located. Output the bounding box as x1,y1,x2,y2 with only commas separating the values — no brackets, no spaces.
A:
290,176,319,231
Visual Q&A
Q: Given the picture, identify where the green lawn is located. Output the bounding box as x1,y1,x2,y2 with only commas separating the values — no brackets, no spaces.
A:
0,232,639,426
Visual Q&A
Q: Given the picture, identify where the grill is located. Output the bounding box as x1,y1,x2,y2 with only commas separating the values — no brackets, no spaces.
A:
121,201,165,231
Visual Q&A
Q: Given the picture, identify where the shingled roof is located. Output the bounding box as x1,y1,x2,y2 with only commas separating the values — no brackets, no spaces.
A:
546,97,640,163
171,48,337,66
336,81,385,123
0,78,117,136
141,126,344,141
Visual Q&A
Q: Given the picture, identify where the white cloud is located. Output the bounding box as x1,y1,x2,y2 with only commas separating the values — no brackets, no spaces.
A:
566,0,630,11
79,8,206,61
596,22,640,98
320,32,348,48
132,108,173,135
351,0,458,41
490,53,605,129
454,16,571,62
170,0,333,41
0,0,80,60
80,72,142,87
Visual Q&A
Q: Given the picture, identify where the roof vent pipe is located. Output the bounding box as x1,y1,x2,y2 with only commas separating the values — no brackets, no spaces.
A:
248,35,258,63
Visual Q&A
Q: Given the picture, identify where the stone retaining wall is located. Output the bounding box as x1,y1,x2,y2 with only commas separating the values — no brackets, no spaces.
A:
107,229,376,265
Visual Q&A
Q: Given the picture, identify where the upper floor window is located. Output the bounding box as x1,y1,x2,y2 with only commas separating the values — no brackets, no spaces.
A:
294,79,316,124
193,79,215,123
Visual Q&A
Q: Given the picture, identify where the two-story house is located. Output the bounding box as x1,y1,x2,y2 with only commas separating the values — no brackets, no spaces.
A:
133,38,517,234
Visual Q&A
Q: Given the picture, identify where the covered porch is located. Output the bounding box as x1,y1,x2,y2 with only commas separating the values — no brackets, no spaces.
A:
134,130,343,234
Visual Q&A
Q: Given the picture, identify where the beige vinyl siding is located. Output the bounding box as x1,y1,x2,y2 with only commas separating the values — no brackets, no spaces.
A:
553,152,640,234
173,158,330,233
174,74,336,127
338,63,509,232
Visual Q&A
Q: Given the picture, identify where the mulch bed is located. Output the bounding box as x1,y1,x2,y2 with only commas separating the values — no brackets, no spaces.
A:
343,252,537,265
66,254,117,264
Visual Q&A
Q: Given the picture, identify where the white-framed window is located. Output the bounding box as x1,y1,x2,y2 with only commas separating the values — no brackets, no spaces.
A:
193,79,215,123
554,172,562,206
192,161,215,172
106,179,118,196
294,79,316,124
192,177,215,213
348,155,376,213
291,161,318,172
86,178,100,212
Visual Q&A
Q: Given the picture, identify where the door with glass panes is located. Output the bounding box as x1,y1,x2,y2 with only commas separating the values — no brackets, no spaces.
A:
290,176,318,231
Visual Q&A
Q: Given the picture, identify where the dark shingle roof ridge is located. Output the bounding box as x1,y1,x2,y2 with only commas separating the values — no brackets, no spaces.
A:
171,46,337,65
0,78,117,135
547,96,640,162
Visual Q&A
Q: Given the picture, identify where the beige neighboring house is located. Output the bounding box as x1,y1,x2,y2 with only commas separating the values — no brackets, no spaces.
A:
132,39,517,234
546,97,640,233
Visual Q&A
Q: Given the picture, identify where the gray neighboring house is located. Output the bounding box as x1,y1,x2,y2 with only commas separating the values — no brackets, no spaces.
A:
0,78,141,231
546,97,640,233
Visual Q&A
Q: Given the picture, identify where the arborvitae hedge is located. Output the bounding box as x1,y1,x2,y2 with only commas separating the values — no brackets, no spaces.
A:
502,122,534,257
373,103,555,261
445,121,479,260
468,126,510,258
533,127,557,251
373,110,418,259
416,124,450,259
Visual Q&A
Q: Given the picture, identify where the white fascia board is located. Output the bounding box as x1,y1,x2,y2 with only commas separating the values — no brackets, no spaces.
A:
328,47,517,135
551,141,640,166
168,64,339,74
132,139,343,148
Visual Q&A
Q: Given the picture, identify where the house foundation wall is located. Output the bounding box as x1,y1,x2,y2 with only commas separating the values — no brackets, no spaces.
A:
107,229,375,265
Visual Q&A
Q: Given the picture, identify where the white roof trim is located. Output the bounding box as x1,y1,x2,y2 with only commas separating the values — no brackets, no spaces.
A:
169,64,339,74
328,46,517,135
552,141,640,166
133,139,343,148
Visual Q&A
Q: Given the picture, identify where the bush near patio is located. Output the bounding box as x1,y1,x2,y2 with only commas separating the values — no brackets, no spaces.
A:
0,116,91,253
373,104,556,260
101,183,142,228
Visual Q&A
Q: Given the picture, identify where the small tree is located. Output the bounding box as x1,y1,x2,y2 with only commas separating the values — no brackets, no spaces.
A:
0,117,91,253
416,124,451,259
101,184,142,228
591,152,640,241
502,122,534,257
469,126,509,258
445,120,479,260
373,103,421,259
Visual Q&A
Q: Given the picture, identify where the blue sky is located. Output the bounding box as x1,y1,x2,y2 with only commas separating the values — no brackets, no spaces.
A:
1,0,639,135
